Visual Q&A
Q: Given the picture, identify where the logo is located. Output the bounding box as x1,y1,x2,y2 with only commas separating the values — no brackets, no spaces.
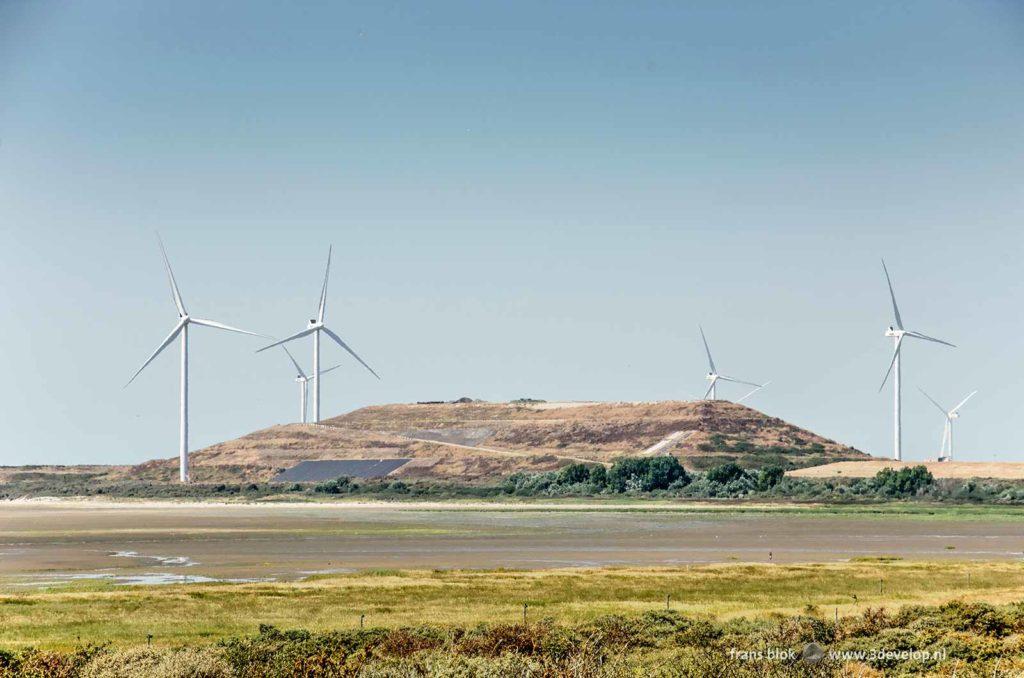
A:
800,642,826,665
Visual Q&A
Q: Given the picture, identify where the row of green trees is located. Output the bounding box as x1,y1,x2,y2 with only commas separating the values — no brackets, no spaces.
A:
501,458,788,497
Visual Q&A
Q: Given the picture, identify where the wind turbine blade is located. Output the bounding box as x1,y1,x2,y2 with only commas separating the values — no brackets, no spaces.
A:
318,363,344,376
256,327,317,353
702,380,715,400
951,390,978,413
718,375,763,389
699,325,716,373
904,331,956,348
317,246,332,324
881,259,903,330
322,326,380,379
917,387,948,416
156,232,187,316
190,317,260,337
125,318,186,387
736,380,770,404
878,335,903,392
281,345,306,379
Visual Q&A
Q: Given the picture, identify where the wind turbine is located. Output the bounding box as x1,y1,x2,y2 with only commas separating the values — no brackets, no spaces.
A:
878,260,955,461
257,246,379,423
125,234,260,483
918,388,977,461
699,326,763,400
280,345,342,423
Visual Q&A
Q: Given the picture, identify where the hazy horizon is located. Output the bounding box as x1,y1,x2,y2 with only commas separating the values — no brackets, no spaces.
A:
2,1,1022,466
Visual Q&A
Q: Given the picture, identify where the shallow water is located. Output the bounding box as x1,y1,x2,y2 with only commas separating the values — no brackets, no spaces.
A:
0,502,1021,586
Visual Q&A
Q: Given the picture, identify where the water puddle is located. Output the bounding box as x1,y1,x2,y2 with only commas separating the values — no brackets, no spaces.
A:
7,571,273,587
110,551,198,567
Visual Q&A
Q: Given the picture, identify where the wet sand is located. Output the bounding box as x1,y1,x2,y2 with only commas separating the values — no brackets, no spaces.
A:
1,501,1021,586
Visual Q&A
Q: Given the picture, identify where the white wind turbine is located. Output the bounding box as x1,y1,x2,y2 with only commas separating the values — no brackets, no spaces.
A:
918,388,977,462
126,234,260,483
699,326,763,400
257,246,379,422
280,345,342,424
878,260,955,461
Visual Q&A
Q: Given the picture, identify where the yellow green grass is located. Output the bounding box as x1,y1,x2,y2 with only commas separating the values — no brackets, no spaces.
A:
2,559,1023,649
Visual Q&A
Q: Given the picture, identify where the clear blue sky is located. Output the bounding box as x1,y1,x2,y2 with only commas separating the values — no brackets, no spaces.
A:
1,1,1022,466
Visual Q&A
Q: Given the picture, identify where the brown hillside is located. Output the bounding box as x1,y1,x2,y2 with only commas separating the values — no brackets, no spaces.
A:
326,399,866,468
121,400,868,483
123,423,568,483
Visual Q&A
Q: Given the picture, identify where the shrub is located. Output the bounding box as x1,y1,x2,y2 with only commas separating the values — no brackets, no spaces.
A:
607,457,688,493
755,464,785,491
556,464,592,486
873,466,934,497
705,462,746,485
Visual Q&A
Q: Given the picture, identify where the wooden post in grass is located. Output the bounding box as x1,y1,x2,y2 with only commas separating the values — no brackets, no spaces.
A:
878,578,883,595
666,594,671,611
834,608,838,623
523,603,528,624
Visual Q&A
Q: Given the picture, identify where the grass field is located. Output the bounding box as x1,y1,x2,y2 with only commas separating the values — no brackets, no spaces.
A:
790,460,1024,479
3,559,1023,649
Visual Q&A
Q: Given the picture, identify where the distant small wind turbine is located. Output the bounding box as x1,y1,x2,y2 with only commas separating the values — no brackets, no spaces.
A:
878,260,955,461
280,346,342,424
125,234,260,483
699,326,763,400
918,388,977,462
257,246,380,423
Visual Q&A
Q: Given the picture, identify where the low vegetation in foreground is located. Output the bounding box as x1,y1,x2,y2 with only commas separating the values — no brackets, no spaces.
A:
6,460,1024,506
3,560,1023,647
4,598,1024,676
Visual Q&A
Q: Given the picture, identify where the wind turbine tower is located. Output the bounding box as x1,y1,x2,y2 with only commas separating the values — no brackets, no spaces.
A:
126,235,260,483
280,346,342,423
258,247,380,423
918,388,977,461
699,326,763,400
878,260,955,461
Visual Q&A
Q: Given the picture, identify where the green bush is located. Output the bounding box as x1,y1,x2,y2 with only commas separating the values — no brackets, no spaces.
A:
705,462,746,485
755,464,785,491
873,466,935,497
607,457,688,493
556,463,592,486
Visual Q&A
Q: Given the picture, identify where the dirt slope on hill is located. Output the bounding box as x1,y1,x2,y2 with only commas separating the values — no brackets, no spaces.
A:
122,424,567,483
326,399,866,468
119,400,868,483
